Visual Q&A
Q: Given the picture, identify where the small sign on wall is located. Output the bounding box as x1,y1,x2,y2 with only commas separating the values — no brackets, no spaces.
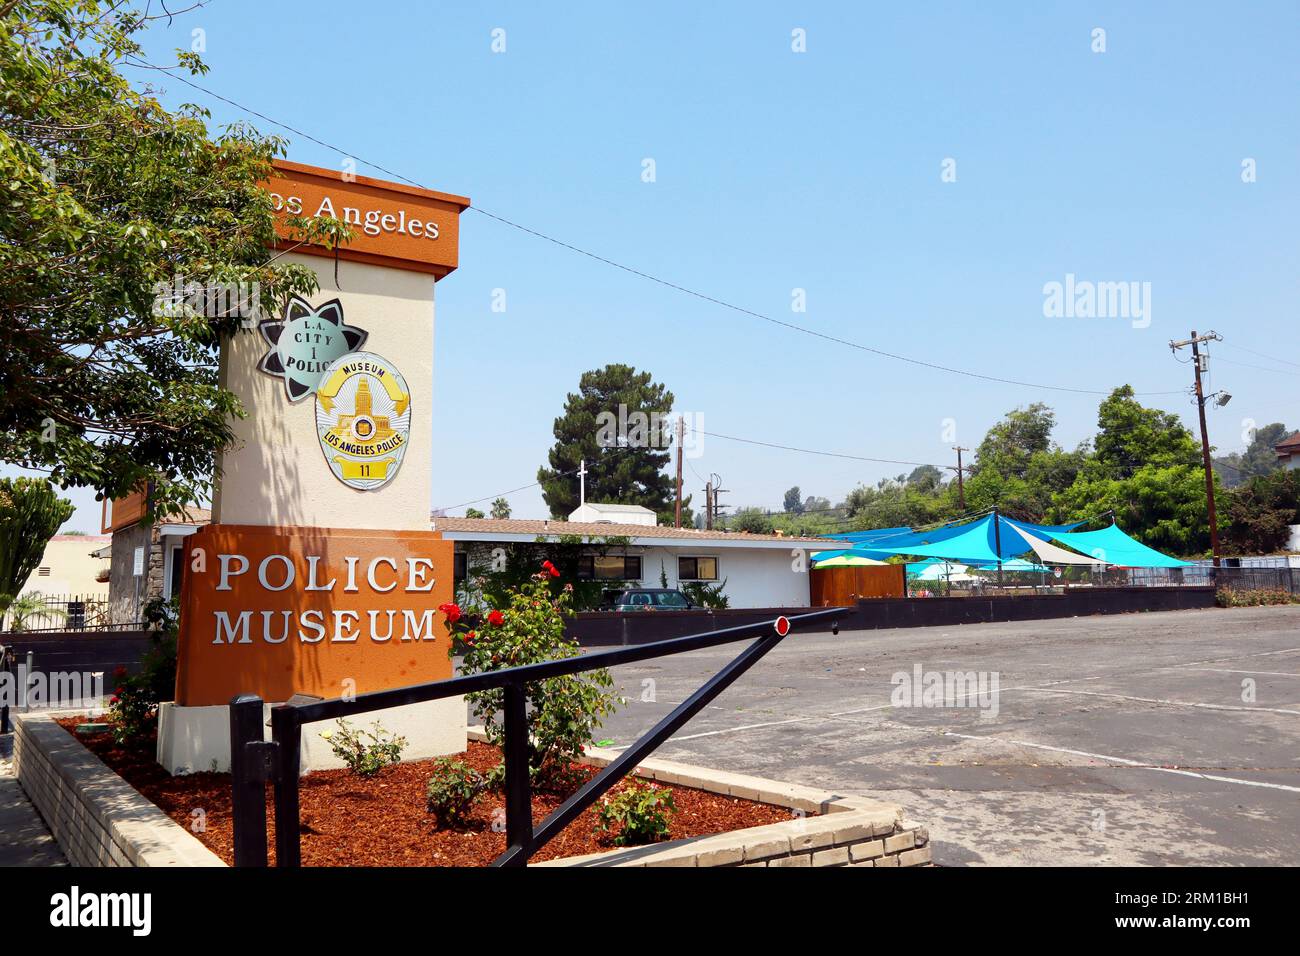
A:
133,546,145,578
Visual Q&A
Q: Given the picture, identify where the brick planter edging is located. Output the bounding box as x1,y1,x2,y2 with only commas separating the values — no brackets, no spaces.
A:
466,727,932,868
13,712,224,867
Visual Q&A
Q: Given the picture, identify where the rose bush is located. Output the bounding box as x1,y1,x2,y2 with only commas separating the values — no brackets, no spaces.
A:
444,568,623,788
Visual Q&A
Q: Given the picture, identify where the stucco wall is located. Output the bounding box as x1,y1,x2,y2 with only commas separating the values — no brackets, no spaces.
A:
456,541,811,609
212,254,436,531
19,536,111,596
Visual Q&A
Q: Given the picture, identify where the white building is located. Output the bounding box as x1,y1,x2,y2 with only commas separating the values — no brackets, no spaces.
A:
435,516,831,608
567,502,658,526
1276,431,1300,471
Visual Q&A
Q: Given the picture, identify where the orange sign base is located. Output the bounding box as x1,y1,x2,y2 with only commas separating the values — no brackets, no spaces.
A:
174,524,454,707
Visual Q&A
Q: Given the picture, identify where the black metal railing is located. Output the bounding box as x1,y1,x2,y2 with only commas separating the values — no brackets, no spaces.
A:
228,606,848,868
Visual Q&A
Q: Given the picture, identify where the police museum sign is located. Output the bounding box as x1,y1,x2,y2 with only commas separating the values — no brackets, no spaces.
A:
174,525,455,707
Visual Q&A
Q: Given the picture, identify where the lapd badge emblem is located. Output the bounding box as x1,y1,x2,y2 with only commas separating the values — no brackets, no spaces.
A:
315,352,411,490
258,296,368,402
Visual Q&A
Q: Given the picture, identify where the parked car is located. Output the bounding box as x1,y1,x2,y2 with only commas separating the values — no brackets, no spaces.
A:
602,588,694,611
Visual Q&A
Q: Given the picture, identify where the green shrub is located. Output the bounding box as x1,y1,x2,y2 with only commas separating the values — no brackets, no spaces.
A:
443,566,623,789
106,596,178,748
682,578,729,609
319,719,407,777
425,759,486,828
1217,587,1300,608
595,780,677,846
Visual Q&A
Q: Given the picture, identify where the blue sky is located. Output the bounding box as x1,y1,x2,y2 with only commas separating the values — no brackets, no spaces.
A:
17,1,1300,529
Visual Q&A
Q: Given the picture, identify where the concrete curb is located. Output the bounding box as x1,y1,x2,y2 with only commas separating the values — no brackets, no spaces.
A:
467,726,932,868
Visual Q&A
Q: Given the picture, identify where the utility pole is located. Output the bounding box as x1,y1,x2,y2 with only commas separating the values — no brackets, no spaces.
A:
705,481,713,530
709,473,729,529
950,446,969,511
992,506,1004,588
577,458,588,509
1170,330,1226,567
674,415,684,528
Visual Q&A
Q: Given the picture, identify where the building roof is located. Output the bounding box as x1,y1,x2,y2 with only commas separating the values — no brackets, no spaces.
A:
1275,431,1300,455
574,503,656,514
434,516,835,548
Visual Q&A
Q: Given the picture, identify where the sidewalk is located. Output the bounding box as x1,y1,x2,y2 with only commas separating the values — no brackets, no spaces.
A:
0,734,66,866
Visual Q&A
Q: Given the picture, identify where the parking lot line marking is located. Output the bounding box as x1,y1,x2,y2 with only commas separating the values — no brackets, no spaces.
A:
942,732,1300,794
1183,668,1300,678
1174,646,1300,668
1013,687,1300,716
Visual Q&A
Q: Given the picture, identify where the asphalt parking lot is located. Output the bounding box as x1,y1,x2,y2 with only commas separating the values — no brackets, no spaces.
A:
590,605,1300,866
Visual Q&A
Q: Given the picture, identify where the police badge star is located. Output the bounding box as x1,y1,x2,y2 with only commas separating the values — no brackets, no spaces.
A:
257,296,368,402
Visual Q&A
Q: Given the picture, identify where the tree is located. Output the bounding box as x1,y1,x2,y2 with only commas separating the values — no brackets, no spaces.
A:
537,364,688,523
465,507,485,519
1221,470,1300,554
490,497,512,519
728,507,774,535
1215,422,1289,488
1092,386,1200,478
906,465,943,493
0,2,346,519
782,486,804,514
0,477,74,610
971,403,1056,478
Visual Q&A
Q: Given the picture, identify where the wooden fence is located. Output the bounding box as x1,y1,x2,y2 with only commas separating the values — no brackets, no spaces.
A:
810,565,907,606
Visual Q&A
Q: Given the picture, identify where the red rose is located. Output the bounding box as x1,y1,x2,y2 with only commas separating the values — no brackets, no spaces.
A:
542,560,560,578
438,602,462,624
465,630,476,644
487,609,505,627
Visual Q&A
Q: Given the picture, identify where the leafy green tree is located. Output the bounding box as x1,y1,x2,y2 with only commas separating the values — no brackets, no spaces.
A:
971,403,1056,479
490,497,512,519
1215,422,1289,488
0,1,346,519
537,364,688,523
465,507,485,519
1092,386,1200,477
782,486,804,514
906,465,943,492
803,495,833,514
1051,462,1217,556
1221,469,1300,554
728,507,775,535
0,477,74,610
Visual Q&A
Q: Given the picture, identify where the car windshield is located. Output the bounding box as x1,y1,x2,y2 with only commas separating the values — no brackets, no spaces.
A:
652,591,689,608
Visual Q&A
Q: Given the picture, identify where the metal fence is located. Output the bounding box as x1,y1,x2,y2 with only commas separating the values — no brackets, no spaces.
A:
1125,566,1300,593
0,593,111,632
229,607,849,867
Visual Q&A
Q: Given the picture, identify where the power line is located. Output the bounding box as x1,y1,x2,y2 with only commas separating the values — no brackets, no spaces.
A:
698,430,943,468
1221,342,1300,371
129,63,1188,399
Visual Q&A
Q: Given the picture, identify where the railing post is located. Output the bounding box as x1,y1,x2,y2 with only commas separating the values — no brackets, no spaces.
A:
270,704,303,867
229,694,268,867
502,680,532,866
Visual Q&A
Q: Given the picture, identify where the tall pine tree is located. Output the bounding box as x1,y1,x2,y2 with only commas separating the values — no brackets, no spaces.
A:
537,364,689,523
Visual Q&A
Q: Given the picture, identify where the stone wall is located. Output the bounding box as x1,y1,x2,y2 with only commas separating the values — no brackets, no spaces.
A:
13,712,223,867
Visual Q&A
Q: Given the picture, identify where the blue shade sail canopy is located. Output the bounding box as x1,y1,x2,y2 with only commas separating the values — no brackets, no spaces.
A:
1046,524,1193,568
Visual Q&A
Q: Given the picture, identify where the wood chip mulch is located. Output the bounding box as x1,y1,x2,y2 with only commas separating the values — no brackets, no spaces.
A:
53,717,800,866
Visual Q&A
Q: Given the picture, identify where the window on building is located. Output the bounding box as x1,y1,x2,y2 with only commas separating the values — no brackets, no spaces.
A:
168,544,185,599
577,554,642,580
453,551,468,583
678,556,718,581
